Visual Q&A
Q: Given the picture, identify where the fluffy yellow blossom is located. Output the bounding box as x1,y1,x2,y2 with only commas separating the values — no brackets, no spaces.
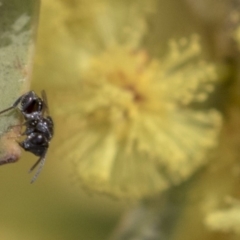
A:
205,201,240,235
57,36,221,198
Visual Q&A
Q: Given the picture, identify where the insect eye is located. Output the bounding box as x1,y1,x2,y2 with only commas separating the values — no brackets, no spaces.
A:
22,99,42,114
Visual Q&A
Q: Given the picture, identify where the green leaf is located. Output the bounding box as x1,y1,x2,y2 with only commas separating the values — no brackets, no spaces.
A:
0,0,40,165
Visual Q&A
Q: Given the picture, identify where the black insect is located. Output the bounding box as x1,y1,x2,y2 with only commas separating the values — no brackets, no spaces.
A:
0,90,54,183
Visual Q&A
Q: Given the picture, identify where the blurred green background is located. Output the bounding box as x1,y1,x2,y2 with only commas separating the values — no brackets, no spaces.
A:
0,151,125,240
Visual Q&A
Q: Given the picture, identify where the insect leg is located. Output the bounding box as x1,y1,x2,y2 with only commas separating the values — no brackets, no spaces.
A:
29,150,47,184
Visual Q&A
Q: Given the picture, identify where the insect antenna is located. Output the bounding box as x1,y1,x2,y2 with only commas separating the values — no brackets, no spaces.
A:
0,93,26,115
0,106,16,115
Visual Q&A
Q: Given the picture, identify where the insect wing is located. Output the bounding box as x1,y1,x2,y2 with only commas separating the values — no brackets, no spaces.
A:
41,90,50,116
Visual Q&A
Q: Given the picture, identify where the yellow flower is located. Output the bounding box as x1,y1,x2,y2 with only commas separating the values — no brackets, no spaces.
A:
57,36,222,198
205,200,240,235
